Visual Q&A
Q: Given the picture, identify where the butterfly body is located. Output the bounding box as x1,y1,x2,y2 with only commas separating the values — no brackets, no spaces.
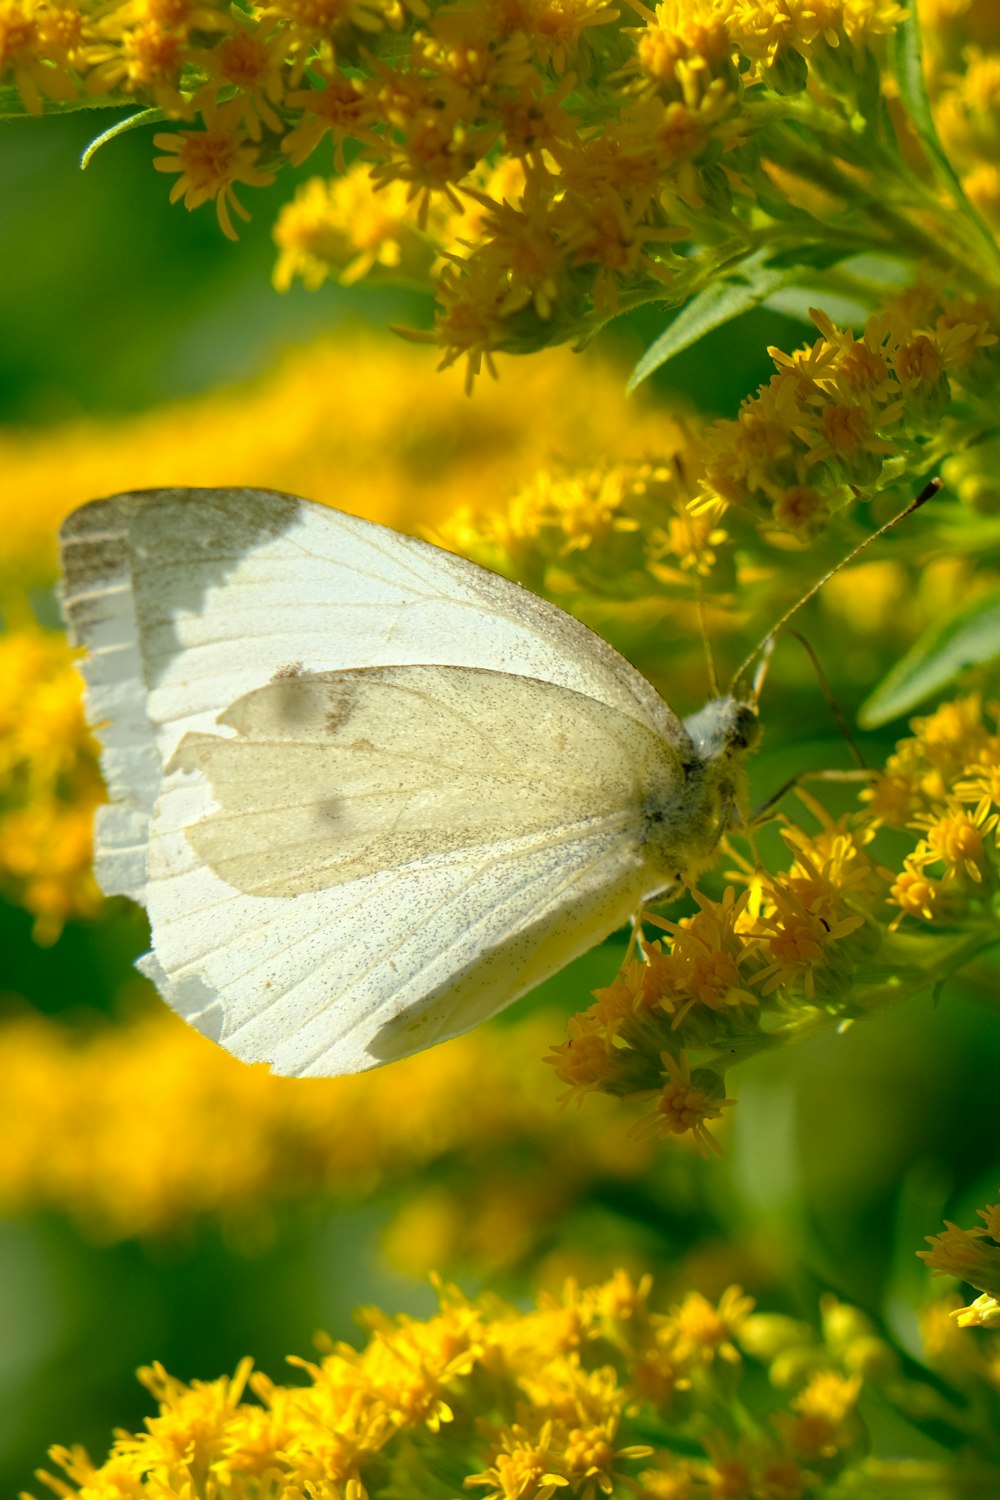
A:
60,488,757,1076
642,694,758,893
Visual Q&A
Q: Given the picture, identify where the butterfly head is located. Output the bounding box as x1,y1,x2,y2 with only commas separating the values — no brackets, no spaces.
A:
682,696,760,764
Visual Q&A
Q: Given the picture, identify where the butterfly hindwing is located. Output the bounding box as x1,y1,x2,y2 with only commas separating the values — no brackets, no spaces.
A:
142,667,679,1074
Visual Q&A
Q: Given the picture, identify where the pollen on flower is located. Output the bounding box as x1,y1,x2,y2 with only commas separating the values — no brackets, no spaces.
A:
547,1017,622,1105
910,803,998,883
465,1422,570,1500
742,876,865,1001
628,1051,732,1154
888,862,941,924
153,102,276,238
646,888,758,1027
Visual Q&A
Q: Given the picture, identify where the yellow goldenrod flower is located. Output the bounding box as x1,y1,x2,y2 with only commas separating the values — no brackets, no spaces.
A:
920,1196,1000,1315
778,1370,864,1461
628,1050,734,1153
17,0,996,389
547,1014,625,1106
740,876,866,1001
188,23,290,139
887,861,943,924
273,168,435,289
465,1419,571,1500
280,69,380,168
910,802,998,884
920,1220,1000,1291
0,0,82,111
551,692,1000,1134
153,99,277,239
0,627,103,939
667,1285,754,1366
39,1272,965,1500
626,0,738,102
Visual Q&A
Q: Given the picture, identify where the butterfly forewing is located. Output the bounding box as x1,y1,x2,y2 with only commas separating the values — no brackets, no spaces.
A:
60,489,689,901
171,664,681,897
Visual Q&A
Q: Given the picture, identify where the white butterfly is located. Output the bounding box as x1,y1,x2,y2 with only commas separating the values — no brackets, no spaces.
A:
59,488,758,1076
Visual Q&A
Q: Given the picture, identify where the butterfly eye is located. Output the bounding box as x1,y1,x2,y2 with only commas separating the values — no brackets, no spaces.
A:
731,704,760,751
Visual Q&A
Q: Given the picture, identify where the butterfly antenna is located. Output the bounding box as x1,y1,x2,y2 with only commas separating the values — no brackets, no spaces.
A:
749,634,776,708
784,629,869,767
695,577,721,698
730,477,940,696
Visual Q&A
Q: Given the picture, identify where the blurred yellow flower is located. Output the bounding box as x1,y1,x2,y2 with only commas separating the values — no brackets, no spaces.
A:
0,627,103,939
0,1002,655,1256
0,334,663,595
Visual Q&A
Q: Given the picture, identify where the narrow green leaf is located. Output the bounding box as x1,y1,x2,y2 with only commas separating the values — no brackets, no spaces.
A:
890,6,963,197
763,286,871,328
0,88,130,119
627,251,793,392
858,592,1000,728
81,107,166,168
890,4,998,266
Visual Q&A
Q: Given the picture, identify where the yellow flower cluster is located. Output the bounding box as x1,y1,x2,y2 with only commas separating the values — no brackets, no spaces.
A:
920,1196,1000,1329
12,0,980,379
430,413,732,609
422,286,996,598
0,1002,654,1263
868,694,1000,923
698,296,1000,534
548,694,1000,1146
0,626,103,940
34,1270,973,1500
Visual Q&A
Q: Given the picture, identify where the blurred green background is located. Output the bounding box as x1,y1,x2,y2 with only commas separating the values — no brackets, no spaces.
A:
3,107,998,1499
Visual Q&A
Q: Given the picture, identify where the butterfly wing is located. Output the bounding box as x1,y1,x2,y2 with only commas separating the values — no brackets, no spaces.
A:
59,487,691,1074
142,664,682,1074
59,487,688,907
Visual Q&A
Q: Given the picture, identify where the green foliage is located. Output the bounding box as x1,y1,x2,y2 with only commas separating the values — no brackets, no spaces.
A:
860,592,1000,726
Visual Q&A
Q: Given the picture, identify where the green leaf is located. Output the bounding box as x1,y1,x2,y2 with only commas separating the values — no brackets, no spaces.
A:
858,592,1000,727
0,87,130,119
763,285,871,328
890,7,956,190
626,249,795,392
762,251,913,327
889,4,997,259
81,107,166,168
